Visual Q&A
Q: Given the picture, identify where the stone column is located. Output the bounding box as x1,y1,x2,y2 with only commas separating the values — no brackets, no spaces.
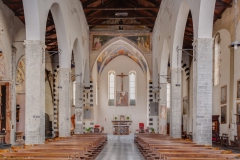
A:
229,47,234,140
24,40,45,144
10,46,17,144
170,68,182,138
159,83,167,135
74,82,84,134
192,38,213,145
58,68,71,137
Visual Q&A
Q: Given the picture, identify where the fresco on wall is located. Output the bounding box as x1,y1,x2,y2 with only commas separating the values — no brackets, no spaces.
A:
126,36,150,52
100,49,144,73
0,52,7,77
93,35,114,50
92,35,151,52
116,91,128,106
97,51,109,73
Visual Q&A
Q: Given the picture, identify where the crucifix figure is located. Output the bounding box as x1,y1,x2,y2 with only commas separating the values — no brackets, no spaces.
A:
117,72,128,92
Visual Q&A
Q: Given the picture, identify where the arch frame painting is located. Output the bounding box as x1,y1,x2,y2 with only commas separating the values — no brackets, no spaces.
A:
221,105,227,124
92,35,151,53
221,85,227,104
237,80,240,100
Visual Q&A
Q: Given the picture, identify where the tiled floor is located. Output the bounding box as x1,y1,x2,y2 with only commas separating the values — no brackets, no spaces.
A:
95,134,144,160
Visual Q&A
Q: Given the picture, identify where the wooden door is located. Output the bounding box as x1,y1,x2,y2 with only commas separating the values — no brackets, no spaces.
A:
1,85,6,131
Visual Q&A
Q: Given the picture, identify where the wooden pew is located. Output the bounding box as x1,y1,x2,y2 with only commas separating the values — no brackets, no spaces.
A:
0,134,107,160
134,133,239,160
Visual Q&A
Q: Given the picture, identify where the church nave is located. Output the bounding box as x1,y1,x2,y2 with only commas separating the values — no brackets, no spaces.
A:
95,134,144,160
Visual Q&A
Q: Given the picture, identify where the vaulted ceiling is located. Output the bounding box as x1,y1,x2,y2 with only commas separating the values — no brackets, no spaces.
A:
2,0,233,51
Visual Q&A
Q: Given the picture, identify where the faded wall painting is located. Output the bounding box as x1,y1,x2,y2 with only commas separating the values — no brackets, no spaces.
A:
92,35,151,52
221,105,227,124
116,91,128,106
0,52,7,77
127,36,150,52
221,85,227,104
92,35,114,51
237,80,240,100
236,103,240,123
98,49,144,73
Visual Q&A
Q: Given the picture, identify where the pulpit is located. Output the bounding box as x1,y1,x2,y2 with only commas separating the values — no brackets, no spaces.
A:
112,121,132,135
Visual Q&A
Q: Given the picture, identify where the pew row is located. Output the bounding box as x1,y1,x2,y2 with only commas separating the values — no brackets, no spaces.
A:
134,133,240,160
0,133,107,160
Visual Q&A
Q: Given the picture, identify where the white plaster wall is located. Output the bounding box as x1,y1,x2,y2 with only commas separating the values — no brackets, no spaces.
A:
0,1,25,80
97,56,147,134
92,61,98,126
212,30,231,135
188,63,193,133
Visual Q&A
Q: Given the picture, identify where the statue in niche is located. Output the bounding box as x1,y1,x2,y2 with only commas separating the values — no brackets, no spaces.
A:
76,110,82,122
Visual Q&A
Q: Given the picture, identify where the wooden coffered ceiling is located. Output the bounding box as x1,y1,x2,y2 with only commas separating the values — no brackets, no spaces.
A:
3,0,233,51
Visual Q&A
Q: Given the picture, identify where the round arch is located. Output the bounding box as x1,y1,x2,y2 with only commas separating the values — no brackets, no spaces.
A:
160,39,170,83
72,38,83,83
171,1,190,68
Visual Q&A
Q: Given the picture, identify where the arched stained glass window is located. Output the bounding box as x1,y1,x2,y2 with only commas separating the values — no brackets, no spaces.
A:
73,81,76,106
108,71,115,106
129,71,136,106
213,33,221,86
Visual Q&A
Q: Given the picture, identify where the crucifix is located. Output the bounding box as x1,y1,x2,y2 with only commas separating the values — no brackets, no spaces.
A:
117,72,128,92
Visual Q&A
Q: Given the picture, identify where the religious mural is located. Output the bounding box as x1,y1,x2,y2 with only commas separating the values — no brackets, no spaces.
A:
97,49,147,73
221,105,227,124
237,80,240,99
92,35,151,52
16,58,26,93
221,85,227,104
127,36,150,52
0,52,7,77
116,91,128,106
93,35,114,50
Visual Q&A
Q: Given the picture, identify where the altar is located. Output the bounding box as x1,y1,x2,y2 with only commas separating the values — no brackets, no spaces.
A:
112,120,132,135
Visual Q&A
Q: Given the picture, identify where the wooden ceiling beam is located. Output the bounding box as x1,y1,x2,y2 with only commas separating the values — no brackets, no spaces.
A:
82,0,98,8
87,16,157,19
215,0,232,8
84,7,159,10
88,24,154,26
2,1,22,5
88,10,115,24
125,0,158,16
85,0,117,17
146,0,160,6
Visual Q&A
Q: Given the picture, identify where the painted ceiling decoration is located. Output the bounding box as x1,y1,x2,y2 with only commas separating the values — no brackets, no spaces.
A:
97,45,148,74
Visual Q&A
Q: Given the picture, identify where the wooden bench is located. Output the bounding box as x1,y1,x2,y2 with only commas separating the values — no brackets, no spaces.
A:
0,134,107,160
135,133,239,160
